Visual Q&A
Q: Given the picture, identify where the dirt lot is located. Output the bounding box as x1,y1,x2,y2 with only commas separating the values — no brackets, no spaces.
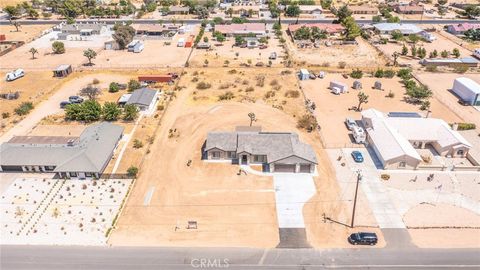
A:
286,35,387,69
109,67,365,248
415,72,480,129
301,73,463,147
374,31,474,69
189,31,284,68
0,24,53,43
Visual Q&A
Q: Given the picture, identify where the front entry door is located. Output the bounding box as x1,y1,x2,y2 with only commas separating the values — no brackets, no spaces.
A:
241,155,248,165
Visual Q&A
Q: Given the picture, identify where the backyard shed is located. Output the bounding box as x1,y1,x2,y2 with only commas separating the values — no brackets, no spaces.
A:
452,77,480,106
299,69,310,80
138,74,173,83
353,80,362,90
53,64,72,78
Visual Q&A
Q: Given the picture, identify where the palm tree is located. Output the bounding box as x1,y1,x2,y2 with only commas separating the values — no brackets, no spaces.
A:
29,47,38,59
248,112,256,126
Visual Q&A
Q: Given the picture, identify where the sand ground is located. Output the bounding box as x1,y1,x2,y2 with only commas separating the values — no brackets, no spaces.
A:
286,34,387,69
110,67,365,248
300,73,463,147
0,24,53,43
415,72,480,129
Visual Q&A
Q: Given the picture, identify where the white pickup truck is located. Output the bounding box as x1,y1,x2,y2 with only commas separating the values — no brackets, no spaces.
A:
5,69,25,81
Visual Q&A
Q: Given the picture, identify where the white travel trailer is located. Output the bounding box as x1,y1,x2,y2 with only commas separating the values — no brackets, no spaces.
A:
474,48,480,59
177,38,185,47
330,81,348,95
352,126,366,144
5,69,25,81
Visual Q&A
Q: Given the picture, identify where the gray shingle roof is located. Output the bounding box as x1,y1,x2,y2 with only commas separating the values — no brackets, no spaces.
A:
0,122,124,173
205,131,317,164
126,88,157,107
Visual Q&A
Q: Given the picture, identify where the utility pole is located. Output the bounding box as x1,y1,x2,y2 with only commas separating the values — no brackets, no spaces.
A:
351,170,362,228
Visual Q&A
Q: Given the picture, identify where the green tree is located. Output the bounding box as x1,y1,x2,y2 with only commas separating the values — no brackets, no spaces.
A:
83,48,97,65
357,92,369,111
103,102,122,121
464,5,480,19
320,0,332,9
391,30,403,40
342,16,361,40
350,69,363,79
441,50,449,58
109,82,120,92
407,34,420,44
285,4,300,17
335,5,352,23
372,15,382,23
123,104,139,121
310,26,327,41
4,5,20,18
387,16,400,23
112,25,136,50
293,26,311,40
79,100,102,122
406,84,432,103
464,29,480,41
411,46,417,57
128,79,141,92
52,41,65,54
127,166,139,177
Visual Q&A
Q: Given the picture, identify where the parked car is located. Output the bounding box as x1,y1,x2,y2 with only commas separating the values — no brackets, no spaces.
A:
68,96,84,103
259,44,268,49
348,232,378,245
60,101,72,108
5,69,25,81
345,118,357,130
351,151,364,163
269,52,277,60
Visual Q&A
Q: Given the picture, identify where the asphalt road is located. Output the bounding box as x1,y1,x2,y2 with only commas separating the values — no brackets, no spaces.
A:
1,245,479,270
0,18,479,25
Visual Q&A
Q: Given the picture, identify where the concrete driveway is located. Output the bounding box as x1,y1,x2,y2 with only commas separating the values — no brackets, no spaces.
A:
273,174,316,248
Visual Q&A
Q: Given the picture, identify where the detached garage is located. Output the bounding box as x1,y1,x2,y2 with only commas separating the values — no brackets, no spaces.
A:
452,77,480,106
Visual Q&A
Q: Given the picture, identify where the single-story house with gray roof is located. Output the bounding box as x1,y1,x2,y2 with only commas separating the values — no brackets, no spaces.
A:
126,87,159,112
0,122,123,179
204,127,317,173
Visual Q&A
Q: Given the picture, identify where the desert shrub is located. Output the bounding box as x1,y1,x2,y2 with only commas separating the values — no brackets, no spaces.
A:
264,90,276,99
397,68,412,80
2,112,10,119
133,139,143,149
218,91,235,101
386,91,395,98
14,102,34,116
455,123,476,130
426,66,438,72
297,114,317,131
321,62,330,67
350,69,363,79
242,80,249,85
52,41,65,54
420,100,430,110
374,68,384,78
384,69,396,78
285,90,300,98
245,86,254,92
255,75,265,87
157,104,164,111
280,70,292,75
452,64,468,74
380,174,390,180
127,79,141,92
270,79,279,86
92,78,100,85
109,82,120,93
338,61,347,69
127,166,139,178
228,69,237,74
196,81,211,90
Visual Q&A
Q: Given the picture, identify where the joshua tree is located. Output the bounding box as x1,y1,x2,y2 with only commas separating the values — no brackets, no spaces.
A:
392,52,399,66
248,112,256,126
29,47,38,59
10,20,21,32
356,92,369,111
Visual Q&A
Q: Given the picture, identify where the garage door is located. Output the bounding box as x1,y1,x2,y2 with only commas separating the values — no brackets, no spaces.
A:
1,166,23,172
274,164,296,173
299,164,311,173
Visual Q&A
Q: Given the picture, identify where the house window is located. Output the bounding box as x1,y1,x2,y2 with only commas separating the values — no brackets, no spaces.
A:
69,172,78,177
457,150,464,156
253,155,266,163
227,151,236,159
85,172,93,177
211,151,221,159
399,162,406,168
45,166,55,171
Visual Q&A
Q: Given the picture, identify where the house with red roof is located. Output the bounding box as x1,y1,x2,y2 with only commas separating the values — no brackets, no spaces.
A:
447,23,480,36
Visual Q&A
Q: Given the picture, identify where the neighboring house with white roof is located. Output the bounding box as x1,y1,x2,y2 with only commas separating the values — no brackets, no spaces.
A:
204,126,317,173
361,109,472,169
373,23,423,35
0,122,123,179
126,88,159,112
